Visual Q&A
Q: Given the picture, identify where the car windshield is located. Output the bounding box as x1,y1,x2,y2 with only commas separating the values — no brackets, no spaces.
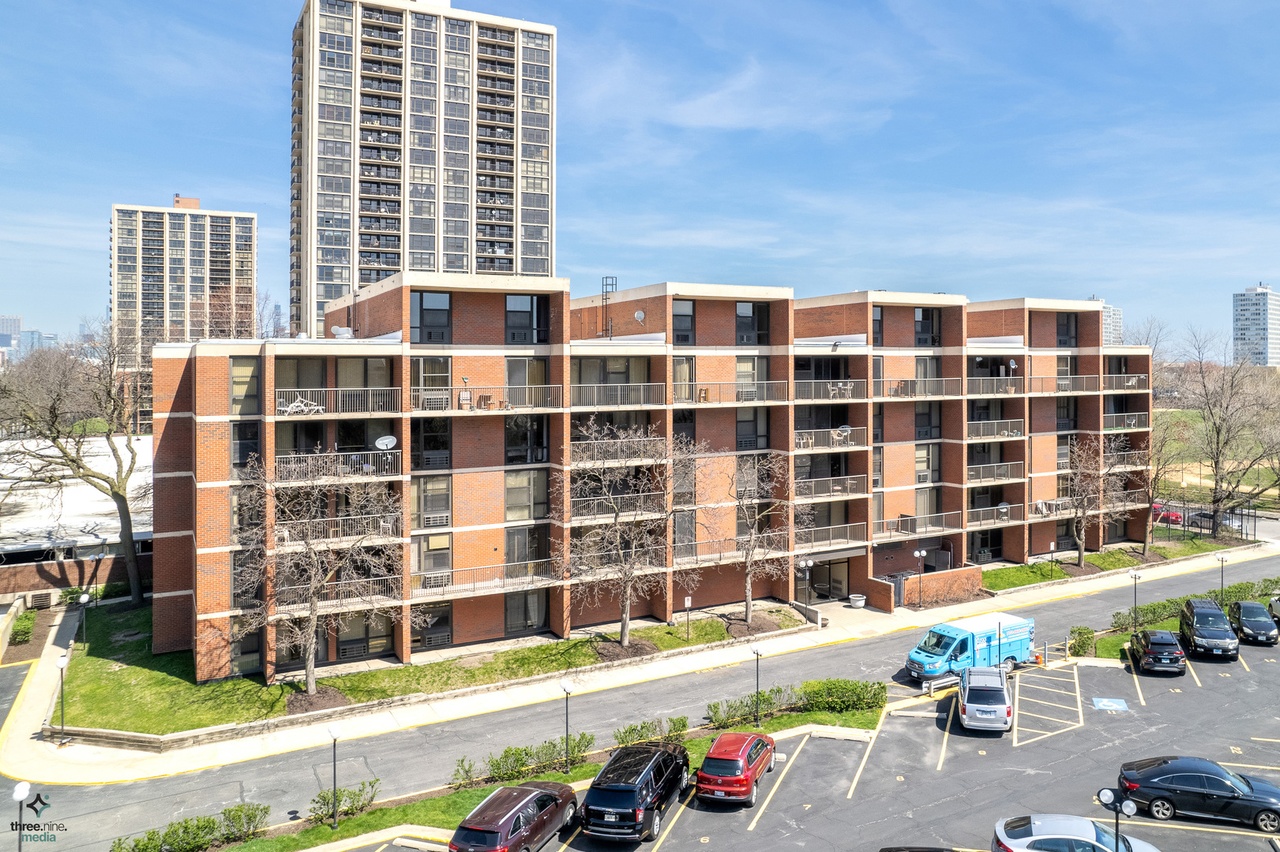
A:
1222,766,1251,792
1094,821,1132,852
1240,603,1269,620
966,686,1008,706
700,757,743,777
453,828,502,849
917,630,954,655
1195,612,1229,629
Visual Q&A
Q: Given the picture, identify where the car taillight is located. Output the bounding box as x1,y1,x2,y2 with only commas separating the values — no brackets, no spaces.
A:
960,703,966,716
634,807,644,824
994,839,1014,852
1007,704,1013,718
1173,649,1184,656
1121,778,1140,793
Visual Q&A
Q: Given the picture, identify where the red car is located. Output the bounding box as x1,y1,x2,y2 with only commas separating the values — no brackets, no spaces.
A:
1152,503,1182,524
695,732,776,807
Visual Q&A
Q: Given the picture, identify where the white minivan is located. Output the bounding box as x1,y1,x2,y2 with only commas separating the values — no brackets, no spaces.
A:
957,665,1012,732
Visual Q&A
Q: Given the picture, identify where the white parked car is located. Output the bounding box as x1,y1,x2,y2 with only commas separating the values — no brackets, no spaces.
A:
993,814,1161,852
957,666,1012,732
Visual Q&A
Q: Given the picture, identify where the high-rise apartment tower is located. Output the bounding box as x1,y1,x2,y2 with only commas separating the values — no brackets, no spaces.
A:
289,0,556,337
1233,284,1280,367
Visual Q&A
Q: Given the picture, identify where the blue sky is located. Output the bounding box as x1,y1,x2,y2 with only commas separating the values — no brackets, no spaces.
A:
1,0,1278,340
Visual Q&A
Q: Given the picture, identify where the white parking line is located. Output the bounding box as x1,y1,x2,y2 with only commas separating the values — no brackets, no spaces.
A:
748,735,807,831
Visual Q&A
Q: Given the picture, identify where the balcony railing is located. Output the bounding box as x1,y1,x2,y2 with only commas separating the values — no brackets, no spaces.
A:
795,523,868,549
674,538,745,564
1103,412,1150,430
275,450,401,481
1029,498,1076,518
1103,374,1149,391
795,427,868,450
966,419,1025,439
570,383,666,407
794,475,869,499
411,559,559,598
967,505,1026,527
410,385,562,412
966,461,1024,483
873,378,963,399
872,511,963,539
1105,489,1149,510
1028,375,1100,394
570,492,665,518
274,387,401,415
793,380,868,401
674,381,789,404
411,450,451,470
571,437,666,463
966,377,1024,395
275,513,401,544
276,575,401,609
1104,451,1149,468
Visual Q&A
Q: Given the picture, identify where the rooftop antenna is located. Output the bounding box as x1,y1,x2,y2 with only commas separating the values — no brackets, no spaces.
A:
599,276,617,339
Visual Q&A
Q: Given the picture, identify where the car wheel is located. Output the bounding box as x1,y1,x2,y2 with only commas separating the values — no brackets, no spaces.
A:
561,802,577,831
648,811,661,842
1149,798,1176,821
768,750,776,772
1000,657,1016,674
1255,810,1280,833
680,765,690,792
747,782,758,808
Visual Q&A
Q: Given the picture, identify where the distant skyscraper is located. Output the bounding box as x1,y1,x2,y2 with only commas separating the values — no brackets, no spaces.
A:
1088,296,1123,345
1233,284,1280,366
110,195,258,427
0,316,20,339
289,0,556,336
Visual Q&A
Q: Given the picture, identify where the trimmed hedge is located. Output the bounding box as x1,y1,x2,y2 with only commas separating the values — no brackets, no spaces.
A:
10,610,36,645
110,805,271,852
797,678,887,713
1110,576,1280,632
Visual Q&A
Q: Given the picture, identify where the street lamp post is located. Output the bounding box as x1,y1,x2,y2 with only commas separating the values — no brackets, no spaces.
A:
798,559,814,612
913,549,927,607
560,678,573,773
1096,788,1137,852
13,781,30,852
1218,555,1228,606
54,653,68,746
750,644,763,726
78,593,90,647
327,725,341,830
1129,570,1141,633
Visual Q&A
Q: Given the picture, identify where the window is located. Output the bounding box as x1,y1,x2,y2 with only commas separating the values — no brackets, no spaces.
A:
506,525,549,564
411,291,451,342
505,589,548,634
1057,312,1078,347
914,307,941,346
673,299,694,345
914,402,941,439
411,356,450,388
674,408,695,442
231,421,260,474
672,356,695,403
735,357,768,397
871,306,882,347
1056,397,1077,430
276,357,325,390
411,475,450,527
505,469,548,520
230,357,260,415
411,417,451,469
229,615,262,675
505,294,550,343
914,444,940,483
230,551,262,609
413,532,451,575
735,302,769,345
413,601,452,648
735,407,768,450
505,414,549,464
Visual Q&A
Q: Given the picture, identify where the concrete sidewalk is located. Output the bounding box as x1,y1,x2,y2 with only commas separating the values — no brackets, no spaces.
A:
1,541,1275,785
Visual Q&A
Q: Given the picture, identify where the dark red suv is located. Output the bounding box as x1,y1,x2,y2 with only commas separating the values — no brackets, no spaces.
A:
695,732,776,807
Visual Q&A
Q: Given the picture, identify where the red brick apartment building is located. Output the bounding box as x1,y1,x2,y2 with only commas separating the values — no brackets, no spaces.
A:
151,272,1152,682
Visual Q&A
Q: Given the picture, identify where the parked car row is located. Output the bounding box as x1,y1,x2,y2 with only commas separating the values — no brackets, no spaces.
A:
450,733,779,850
1132,596,1278,677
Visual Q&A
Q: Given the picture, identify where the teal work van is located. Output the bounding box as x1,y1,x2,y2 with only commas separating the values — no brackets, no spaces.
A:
905,612,1035,681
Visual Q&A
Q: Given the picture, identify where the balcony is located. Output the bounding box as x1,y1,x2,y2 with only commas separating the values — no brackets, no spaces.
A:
410,384,562,412
794,427,868,451
570,384,666,407
275,513,402,545
1104,451,1149,469
967,377,1024,395
795,475,868,500
793,380,867,401
571,437,666,464
795,523,868,550
411,559,559,598
275,450,401,481
966,419,1025,440
571,492,665,519
411,450,451,471
872,511,963,540
1104,489,1149,510
1029,498,1075,518
967,505,1026,527
674,381,789,404
1103,412,1150,430
274,387,401,415
674,538,745,565
276,574,401,611
1028,375,1100,394
873,378,963,399
1103,374,1149,391
966,461,1024,483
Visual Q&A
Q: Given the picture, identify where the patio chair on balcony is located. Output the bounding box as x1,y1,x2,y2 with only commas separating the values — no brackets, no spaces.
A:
476,394,493,410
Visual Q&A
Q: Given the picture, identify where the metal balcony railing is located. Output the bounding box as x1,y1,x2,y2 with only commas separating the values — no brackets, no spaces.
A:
966,377,1024,395
676,381,790,404
966,461,1024,483
872,511,963,539
1028,375,1100,394
1029,498,1076,518
966,419,1025,439
1103,412,1150,430
1104,451,1149,468
795,475,869,499
967,505,1025,527
793,380,867,401
673,538,746,564
275,513,401,544
276,575,401,609
410,559,559,598
411,450,451,470
795,523,868,549
1104,489,1149,510
274,387,401,415
873,378,963,398
570,492,665,518
794,427,868,450
410,385,561,412
570,383,666,407
275,450,401,481
570,437,666,463
1103,374,1149,391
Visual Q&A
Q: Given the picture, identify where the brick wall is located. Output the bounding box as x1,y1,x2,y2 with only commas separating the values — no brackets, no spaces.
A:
966,308,1024,340
900,565,982,608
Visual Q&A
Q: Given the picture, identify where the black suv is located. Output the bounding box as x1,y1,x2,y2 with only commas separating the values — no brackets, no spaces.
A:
1179,598,1239,660
581,743,690,842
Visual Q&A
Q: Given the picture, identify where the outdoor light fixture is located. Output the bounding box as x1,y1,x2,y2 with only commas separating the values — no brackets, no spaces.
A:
54,654,69,746
1097,787,1137,852
78,593,90,647
327,725,341,830
914,549,927,606
1218,555,1228,605
750,644,763,726
798,559,815,612
13,781,30,852
1129,570,1141,633
560,678,573,772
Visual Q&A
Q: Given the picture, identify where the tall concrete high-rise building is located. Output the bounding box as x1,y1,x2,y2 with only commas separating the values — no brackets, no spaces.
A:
289,0,556,337
1233,283,1280,366
110,195,257,427
1089,297,1123,345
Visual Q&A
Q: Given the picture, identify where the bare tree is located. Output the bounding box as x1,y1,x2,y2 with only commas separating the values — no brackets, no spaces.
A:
0,326,148,606
233,455,411,694
558,420,707,647
255,290,285,339
1060,434,1136,566
1174,330,1280,535
1139,414,1185,554
729,452,812,624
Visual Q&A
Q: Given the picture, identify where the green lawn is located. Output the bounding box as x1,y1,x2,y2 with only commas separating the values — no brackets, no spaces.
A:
1093,616,1179,662
1150,532,1232,560
980,562,1070,591
1083,550,1143,572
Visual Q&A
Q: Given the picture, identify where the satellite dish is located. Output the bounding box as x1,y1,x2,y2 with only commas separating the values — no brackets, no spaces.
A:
634,310,645,323
374,435,397,450
838,424,853,434
998,501,1010,508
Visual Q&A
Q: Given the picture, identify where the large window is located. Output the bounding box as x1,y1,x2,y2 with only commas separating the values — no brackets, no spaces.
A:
411,291,451,343
871,306,883,347
505,589,548,634
505,294,550,343
1057,312,1078,347
673,356,695,402
413,602,452,648
505,469,549,520
735,407,768,450
230,357,260,415
276,357,325,390
411,475,451,527
231,421,260,474
505,414,549,464
735,302,769,345
411,417,451,469
914,307,940,347
506,525,549,565
673,299,694,345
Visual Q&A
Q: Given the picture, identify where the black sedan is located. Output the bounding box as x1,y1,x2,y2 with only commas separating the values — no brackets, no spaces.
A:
1228,601,1279,645
1120,755,1280,833
1130,630,1186,675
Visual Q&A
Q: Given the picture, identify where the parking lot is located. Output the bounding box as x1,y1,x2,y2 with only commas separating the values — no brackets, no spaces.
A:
538,638,1280,852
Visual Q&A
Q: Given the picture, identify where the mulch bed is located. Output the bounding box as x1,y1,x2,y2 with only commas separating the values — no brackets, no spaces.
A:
594,638,660,662
1,608,58,665
286,684,350,715
724,611,782,638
